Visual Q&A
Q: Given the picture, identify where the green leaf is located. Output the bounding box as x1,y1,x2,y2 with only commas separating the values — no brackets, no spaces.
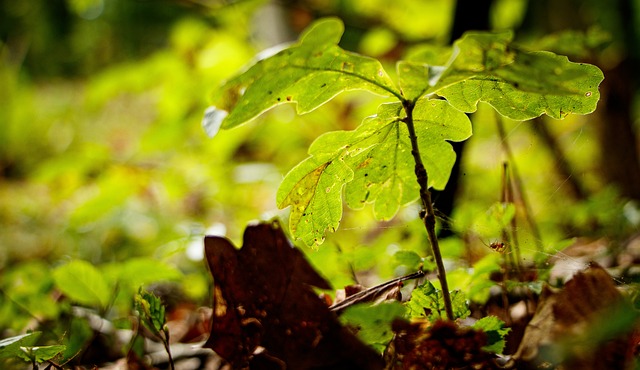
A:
397,61,432,101
0,332,41,360
17,345,66,364
277,99,470,245
344,99,470,216
276,154,354,246
428,31,604,120
406,281,438,319
339,302,406,353
135,289,167,335
406,281,469,321
53,260,111,308
393,250,423,270
205,17,400,135
473,316,511,354
117,258,182,289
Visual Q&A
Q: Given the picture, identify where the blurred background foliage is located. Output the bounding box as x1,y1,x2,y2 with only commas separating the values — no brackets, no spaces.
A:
1,0,639,338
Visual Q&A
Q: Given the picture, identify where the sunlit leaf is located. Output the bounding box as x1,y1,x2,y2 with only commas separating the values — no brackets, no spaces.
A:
135,289,167,334
276,154,354,246
397,61,432,101
394,250,423,270
278,99,470,245
0,332,40,360
473,316,510,354
207,17,400,134
406,281,469,321
117,258,182,289
428,31,603,120
17,345,66,364
52,260,110,308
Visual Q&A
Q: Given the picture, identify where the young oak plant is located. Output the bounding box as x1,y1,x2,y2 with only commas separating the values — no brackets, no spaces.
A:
203,17,603,320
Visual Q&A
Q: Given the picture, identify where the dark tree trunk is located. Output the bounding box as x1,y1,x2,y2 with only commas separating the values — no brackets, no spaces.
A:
433,0,493,237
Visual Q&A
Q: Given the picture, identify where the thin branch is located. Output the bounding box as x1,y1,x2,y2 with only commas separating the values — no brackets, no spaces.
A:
495,113,543,253
402,100,454,321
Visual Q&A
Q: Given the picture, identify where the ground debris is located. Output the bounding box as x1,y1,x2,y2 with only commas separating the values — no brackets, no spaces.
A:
203,220,384,370
386,319,500,370
510,263,639,369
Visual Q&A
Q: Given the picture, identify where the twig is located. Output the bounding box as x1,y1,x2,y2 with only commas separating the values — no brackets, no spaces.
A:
329,270,426,313
495,113,544,253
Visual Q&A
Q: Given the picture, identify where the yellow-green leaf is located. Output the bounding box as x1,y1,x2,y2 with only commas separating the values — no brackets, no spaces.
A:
53,260,110,308
277,99,471,245
204,17,400,136
428,31,604,120
277,154,353,246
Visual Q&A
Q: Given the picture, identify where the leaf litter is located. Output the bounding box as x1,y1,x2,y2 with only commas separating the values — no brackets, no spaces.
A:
198,221,640,369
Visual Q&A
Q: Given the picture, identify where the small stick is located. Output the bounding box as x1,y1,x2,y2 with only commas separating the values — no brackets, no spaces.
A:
329,270,426,313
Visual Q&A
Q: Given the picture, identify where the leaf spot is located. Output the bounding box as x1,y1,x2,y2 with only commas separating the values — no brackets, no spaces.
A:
286,96,293,101
341,61,354,72
585,91,592,97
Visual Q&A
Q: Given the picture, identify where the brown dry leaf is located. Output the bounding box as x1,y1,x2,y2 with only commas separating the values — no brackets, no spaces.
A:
512,263,638,369
387,319,499,370
203,220,384,370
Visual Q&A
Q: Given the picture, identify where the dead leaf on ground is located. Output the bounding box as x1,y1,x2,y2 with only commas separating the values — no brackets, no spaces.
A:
387,319,500,370
511,263,639,369
203,220,384,370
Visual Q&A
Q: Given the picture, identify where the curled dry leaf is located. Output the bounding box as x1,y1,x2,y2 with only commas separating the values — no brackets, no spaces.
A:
512,263,638,369
203,220,383,370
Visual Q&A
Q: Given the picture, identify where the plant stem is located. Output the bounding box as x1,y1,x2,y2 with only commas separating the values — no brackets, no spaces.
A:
162,329,175,370
402,100,454,321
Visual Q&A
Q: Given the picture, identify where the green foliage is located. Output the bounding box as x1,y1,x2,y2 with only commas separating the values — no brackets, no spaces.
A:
53,260,111,309
427,31,603,120
0,332,41,360
393,250,423,270
406,281,470,321
204,17,399,136
446,254,502,304
210,17,603,245
135,289,167,335
50,257,183,316
339,302,406,353
0,261,60,331
135,288,174,369
0,331,65,367
472,316,511,354
16,344,67,365
0,1,623,366
277,99,471,244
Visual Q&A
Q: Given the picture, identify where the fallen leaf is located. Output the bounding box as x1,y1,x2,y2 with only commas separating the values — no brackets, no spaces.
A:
203,220,383,369
512,263,638,369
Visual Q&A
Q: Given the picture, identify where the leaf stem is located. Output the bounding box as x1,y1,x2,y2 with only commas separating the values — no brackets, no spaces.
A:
401,100,454,321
